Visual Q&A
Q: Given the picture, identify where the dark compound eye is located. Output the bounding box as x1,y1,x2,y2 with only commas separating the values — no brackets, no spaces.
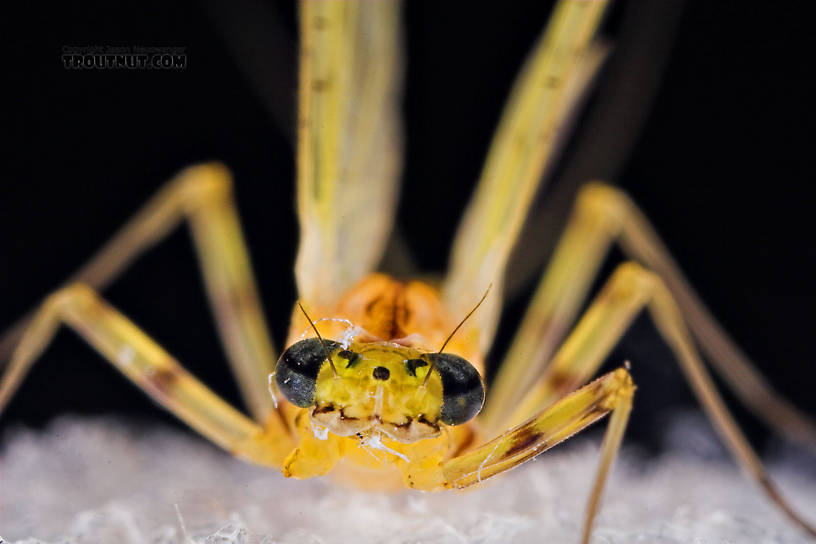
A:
275,338,340,407
429,353,485,426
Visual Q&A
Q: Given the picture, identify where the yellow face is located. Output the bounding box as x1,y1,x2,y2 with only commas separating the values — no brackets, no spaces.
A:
275,337,485,444
313,342,444,443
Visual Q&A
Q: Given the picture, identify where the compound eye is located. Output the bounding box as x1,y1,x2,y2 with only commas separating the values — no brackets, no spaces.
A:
430,353,485,425
275,338,340,407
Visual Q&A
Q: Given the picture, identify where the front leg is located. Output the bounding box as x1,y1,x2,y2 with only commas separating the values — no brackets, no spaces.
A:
281,409,342,479
483,182,816,449
406,368,634,544
500,261,816,537
0,163,279,424
0,284,292,467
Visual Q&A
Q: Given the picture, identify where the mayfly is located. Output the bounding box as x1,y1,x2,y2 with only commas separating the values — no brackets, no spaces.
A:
1,1,814,542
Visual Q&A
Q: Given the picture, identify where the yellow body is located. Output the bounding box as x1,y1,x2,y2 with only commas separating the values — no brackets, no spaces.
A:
2,0,814,541
279,274,479,491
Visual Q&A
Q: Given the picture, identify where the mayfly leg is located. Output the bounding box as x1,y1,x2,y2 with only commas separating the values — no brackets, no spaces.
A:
492,258,816,536
0,163,282,428
0,284,292,466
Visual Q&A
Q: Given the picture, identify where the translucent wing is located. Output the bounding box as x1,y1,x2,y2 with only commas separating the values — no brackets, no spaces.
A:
295,0,403,311
443,0,610,352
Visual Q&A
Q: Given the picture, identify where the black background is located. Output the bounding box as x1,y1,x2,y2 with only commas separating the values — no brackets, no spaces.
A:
2,1,815,455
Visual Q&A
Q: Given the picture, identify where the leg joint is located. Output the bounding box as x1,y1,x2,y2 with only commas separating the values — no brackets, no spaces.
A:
43,282,99,314
576,182,633,226
602,367,637,411
174,162,234,207
607,261,660,300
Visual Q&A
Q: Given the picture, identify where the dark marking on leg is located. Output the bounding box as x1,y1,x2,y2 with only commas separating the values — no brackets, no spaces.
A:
502,428,542,459
500,398,610,461
544,367,577,394
583,405,610,422
311,79,331,92
147,364,181,397
313,15,328,30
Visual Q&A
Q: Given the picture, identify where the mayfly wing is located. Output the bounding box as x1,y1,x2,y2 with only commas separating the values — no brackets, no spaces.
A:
442,0,611,353
295,0,403,311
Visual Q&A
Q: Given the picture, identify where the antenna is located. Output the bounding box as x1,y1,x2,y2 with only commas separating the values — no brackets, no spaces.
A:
298,301,338,376
424,284,492,386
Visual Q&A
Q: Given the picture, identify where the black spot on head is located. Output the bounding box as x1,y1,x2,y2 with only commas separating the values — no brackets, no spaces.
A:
429,353,485,426
276,338,340,407
373,366,390,381
337,349,361,368
404,358,427,377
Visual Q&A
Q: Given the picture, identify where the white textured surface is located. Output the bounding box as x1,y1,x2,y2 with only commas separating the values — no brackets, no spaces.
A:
1,415,814,544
